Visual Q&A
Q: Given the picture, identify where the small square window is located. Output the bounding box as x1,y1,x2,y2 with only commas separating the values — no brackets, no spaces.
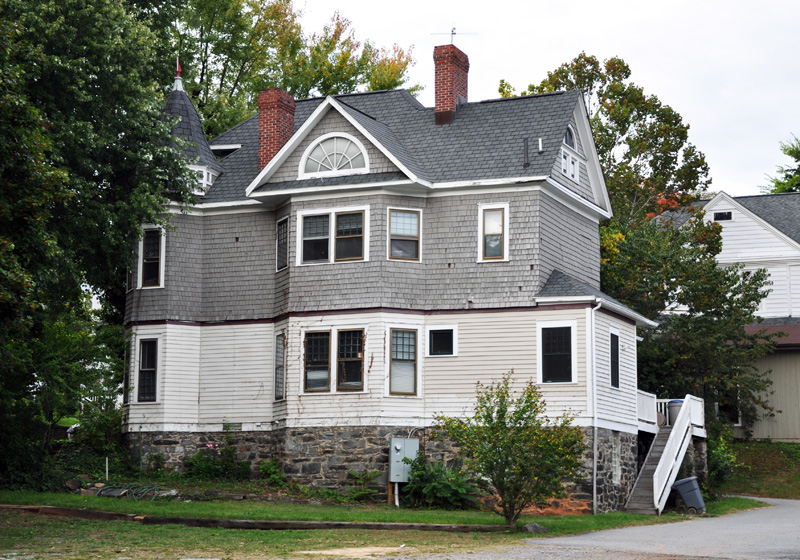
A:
429,329,454,356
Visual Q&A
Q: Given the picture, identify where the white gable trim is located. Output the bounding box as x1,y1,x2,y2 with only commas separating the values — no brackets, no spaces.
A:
545,177,612,220
572,100,612,215
705,191,800,254
245,96,425,196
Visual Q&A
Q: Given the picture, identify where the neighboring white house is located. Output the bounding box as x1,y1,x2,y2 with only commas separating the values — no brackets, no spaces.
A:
700,192,800,441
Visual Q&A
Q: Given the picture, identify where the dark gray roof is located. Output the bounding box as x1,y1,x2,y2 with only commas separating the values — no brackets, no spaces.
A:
204,88,583,203
164,81,223,174
536,269,627,308
734,193,800,245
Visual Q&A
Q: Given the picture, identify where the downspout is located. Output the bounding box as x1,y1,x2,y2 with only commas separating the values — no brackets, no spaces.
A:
590,300,603,514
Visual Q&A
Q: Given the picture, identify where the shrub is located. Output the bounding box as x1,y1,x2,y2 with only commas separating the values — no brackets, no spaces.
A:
259,458,287,488
345,469,381,503
707,421,739,486
403,451,477,510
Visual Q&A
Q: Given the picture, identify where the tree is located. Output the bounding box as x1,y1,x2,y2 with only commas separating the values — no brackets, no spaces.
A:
173,1,417,137
434,372,585,526
500,53,710,226
601,213,778,425
766,135,800,193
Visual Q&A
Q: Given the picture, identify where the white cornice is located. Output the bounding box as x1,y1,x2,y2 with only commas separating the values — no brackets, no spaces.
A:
533,294,657,328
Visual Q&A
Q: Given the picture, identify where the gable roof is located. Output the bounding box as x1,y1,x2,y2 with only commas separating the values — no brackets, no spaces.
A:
204,88,607,210
733,193,800,245
164,77,223,174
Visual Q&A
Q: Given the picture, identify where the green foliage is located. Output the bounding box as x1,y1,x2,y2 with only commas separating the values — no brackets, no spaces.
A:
149,454,166,473
765,135,800,193
184,440,250,481
602,214,778,425
259,458,287,488
706,421,739,487
344,469,381,504
434,372,585,526
501,53,710,226
403,451,478,510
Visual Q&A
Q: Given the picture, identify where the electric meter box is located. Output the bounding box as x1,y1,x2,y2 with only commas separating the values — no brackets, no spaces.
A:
389,437,419,483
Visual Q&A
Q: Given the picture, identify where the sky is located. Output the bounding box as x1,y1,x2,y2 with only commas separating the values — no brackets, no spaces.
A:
297,0,799,198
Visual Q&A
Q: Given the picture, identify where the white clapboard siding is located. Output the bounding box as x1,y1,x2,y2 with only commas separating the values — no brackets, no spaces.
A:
593,312,638,432
198,323,274,423
709,199,800,263
161,324,202,424
757,264,790,317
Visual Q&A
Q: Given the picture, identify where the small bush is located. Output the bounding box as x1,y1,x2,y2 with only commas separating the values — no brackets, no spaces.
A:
345,469,381,503
259,458,287,488
707,421,738,486
403,451,477,510
183,442,249,481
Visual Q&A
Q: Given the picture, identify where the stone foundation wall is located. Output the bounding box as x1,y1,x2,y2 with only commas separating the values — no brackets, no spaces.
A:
125,425,640,512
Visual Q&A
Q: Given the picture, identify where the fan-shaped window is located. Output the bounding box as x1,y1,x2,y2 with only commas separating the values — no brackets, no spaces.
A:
300,133,368,178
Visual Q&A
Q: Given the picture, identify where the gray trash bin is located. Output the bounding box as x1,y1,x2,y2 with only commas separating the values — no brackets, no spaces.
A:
667,399,684,425
672,476,705,514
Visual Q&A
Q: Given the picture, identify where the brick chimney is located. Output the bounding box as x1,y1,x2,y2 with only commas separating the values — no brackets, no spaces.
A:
258,89,296,169
434,45,469,125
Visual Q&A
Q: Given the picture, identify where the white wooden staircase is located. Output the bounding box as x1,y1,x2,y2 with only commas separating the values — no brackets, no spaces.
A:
627,395,706,515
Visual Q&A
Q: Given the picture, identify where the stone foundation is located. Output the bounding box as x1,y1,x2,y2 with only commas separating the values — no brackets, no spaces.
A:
125,425,643,512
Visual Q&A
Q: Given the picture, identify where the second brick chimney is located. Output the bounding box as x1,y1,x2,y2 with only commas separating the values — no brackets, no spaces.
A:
434,44,469,125
258,89,296,169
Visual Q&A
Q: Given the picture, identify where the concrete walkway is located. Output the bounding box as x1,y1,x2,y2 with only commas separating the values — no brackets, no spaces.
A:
526,497,800,559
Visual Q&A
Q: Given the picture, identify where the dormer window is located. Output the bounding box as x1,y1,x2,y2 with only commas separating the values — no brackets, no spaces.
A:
189,165,217,196
561,126,580,184
564,126,576,149
299,133,369,179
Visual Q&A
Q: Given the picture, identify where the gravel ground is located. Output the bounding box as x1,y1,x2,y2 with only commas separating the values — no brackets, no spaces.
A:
382,545,716,560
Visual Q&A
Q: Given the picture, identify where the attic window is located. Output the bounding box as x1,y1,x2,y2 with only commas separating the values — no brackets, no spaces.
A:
563,126,576,149
189,165,217,195
713,211,732,222
299,132,368,179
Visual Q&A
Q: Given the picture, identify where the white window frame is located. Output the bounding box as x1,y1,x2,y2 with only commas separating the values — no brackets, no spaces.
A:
300,326,369,395
188,164,218,196
385,324,422,397
477,203,510,262
560,146,581,184
133,333,162,404
276,217,289,272
138,225,165,289
609,326,621,389
387,207,422,262
295,206,370,266
425,324,458,357
537,320,578,384
298,132,370,180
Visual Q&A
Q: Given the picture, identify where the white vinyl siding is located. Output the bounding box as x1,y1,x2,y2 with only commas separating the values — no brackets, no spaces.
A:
593,312,638,431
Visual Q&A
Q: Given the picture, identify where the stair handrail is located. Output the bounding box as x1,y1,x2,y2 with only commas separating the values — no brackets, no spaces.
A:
652,394,694,514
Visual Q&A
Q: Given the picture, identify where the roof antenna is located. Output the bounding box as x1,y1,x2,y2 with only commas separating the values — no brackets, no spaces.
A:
431,26,477,44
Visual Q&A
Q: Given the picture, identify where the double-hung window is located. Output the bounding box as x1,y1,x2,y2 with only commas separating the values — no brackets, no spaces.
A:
276,218,288,271
137,339,158,402
297,207,368,265
538,322,577,383
610,329,620,389
478,203,509,261
388,209,420,261
139,228,164,288
390,329,417,395
337,329,364,391
304,331,330,392
274,333,286,400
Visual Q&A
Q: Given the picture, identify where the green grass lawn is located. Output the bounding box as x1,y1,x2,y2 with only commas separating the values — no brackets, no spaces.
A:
718,440,800,499
0,491,765,560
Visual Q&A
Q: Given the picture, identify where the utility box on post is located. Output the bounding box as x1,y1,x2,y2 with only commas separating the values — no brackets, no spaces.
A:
389,437,419,483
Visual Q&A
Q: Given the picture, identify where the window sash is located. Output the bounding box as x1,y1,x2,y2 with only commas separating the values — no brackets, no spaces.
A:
390,329,417,395
274,333,286,400
389,210,420,260
141,230,161,287
335,212,364,261
276,219,288,270
137,339,157,402
542,327,572,383
483,208,504,260
304,332,330,391
337,329,364,391
610,333,620,388
429,329,454,356
302,215,329,263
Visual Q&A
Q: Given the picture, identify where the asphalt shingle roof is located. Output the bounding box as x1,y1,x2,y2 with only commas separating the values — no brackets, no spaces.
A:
734,193,800,245
203,88,583,203
535,269,627,308
164,81,223,174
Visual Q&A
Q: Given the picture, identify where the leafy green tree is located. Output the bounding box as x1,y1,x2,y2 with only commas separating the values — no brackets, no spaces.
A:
174,1,417,137
601,214,778,425
500,53,710,225
766,135,800,193
435,372,585,526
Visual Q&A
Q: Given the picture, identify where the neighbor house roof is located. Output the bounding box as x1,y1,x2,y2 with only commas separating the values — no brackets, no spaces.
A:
204,88,586,204
734,193,800,245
